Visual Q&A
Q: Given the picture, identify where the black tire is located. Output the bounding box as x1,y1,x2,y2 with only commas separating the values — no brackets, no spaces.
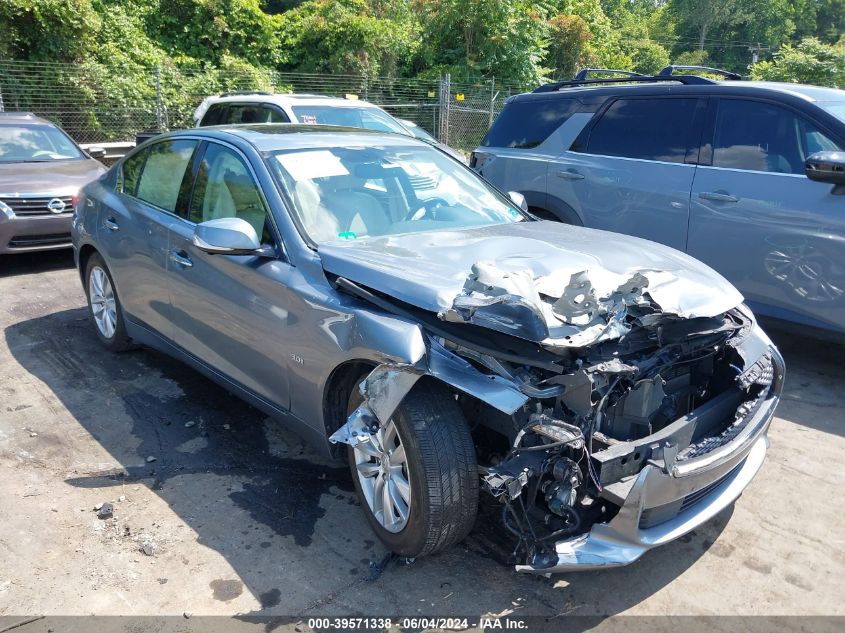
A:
347,378,479,558
84,253,134,352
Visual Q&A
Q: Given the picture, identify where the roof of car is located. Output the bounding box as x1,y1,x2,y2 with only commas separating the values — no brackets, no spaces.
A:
0,112,53,125
179,123,430,152
512,79,845,104
203,93,383,108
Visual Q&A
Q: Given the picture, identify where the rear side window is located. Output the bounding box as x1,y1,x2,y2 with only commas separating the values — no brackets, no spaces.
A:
481,98,576,148
200,104,227,126
226,105,264,124
121,148,148,196
205,104,291,125
135,140,198,212
264,106,290,123
579,98,702,163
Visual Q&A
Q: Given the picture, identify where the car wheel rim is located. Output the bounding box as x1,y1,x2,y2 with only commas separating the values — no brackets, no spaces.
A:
89,266,117,340
353,419,411,533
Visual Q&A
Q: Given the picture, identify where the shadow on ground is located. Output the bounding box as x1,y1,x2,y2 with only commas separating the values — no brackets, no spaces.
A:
0,250,75,278
6,304,756,621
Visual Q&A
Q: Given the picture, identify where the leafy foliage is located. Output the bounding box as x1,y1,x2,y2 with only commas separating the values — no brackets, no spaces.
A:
1,0,845,99
751,38,845,86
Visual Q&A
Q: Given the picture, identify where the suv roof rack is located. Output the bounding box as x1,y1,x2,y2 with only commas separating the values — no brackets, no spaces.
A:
573,69,645,81
658,65,742,80
0,111,37,118
533,74,718,93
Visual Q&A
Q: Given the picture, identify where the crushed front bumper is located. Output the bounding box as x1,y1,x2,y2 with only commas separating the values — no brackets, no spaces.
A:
516,344,784,573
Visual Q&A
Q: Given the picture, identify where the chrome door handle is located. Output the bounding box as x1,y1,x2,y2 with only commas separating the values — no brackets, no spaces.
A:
699,191,739,203
103,218,119,231
557,169,585,180
169,250,193,268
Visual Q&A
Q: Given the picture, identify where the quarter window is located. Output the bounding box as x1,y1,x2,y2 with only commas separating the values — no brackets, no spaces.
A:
481,98,576,149
200,104,227,126
580,98,702,163
264,107,290,123
189,143,270,241
135,140,197,212
711,99,842,174
121,148,148,196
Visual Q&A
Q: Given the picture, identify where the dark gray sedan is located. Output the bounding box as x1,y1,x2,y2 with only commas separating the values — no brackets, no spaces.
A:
72,125,783,573
0,112,106,254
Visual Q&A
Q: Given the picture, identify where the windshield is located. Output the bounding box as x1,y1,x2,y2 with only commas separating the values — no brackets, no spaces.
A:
407,124,437,143
820,102,845,125
267,144,525,244
291,105,409,135
0,124,84,163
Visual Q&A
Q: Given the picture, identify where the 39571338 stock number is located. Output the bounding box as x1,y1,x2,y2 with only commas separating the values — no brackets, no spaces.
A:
306,617,472,630
306,618,393,630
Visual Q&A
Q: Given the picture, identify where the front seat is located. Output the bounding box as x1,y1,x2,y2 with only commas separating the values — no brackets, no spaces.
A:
293,179,341,243
319,176,388,237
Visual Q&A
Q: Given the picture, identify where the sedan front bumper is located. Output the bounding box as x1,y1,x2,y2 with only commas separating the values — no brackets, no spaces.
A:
0,211,73,254
516,345,783,573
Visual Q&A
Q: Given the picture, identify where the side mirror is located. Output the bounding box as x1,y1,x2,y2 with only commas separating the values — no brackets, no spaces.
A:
87,146,107,160
805,151,845,192
192,217,263,256
508,190,528,212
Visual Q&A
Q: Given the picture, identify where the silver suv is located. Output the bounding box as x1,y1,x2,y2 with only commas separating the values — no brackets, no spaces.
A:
472,67,845,337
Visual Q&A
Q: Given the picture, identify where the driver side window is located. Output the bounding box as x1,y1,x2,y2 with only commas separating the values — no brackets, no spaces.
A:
189,143,272,243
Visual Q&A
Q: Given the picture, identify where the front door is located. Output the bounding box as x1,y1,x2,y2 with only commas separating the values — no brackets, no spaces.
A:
167,141,294,409
688,97,845,333
552,96,706,251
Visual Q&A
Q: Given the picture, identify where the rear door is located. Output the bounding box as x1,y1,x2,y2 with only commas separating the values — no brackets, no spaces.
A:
167,141,294,409
552,96,706,251
688,97,845,332
99,139,198,337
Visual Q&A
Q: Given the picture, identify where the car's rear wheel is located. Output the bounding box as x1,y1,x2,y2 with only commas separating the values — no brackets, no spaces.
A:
347,378,478,558
85,253,133,352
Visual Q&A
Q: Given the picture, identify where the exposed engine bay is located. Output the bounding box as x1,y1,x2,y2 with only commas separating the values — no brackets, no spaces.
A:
461,306,774,569
329,263,781,571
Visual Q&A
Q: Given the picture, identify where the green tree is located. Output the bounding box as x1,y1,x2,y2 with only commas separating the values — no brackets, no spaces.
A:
144,0,284,67
751,37,845,86
0,0,101,61
545,13,592,79
278,0,420,76
416,0,549,85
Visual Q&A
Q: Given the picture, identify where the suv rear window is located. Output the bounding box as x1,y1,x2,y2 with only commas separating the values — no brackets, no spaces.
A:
577,97,702,164
481,98,576,149
201,104,290,126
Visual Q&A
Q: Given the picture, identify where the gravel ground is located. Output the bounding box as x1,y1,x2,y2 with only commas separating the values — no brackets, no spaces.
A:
0,250,843,624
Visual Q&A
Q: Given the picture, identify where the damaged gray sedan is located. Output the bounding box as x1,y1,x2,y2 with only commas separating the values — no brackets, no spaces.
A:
72,125,784,573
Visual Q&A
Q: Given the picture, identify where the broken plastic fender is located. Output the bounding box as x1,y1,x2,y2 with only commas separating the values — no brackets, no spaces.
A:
330,340,529,447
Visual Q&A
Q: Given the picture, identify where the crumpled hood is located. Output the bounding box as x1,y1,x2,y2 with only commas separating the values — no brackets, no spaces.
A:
319,221,744,347
0,159,106,195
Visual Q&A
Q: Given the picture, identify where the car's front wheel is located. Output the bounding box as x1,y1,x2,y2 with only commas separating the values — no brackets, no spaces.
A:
84,253,133,352
347,379,478,558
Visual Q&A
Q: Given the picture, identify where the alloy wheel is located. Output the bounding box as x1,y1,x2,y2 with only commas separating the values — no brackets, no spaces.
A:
352,419,412,533
89,266,117,339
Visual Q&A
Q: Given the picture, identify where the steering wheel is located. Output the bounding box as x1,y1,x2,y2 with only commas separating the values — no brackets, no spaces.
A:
402,197,450,222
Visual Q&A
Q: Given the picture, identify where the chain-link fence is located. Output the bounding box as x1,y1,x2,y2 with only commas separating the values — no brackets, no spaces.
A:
0,60,525,153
